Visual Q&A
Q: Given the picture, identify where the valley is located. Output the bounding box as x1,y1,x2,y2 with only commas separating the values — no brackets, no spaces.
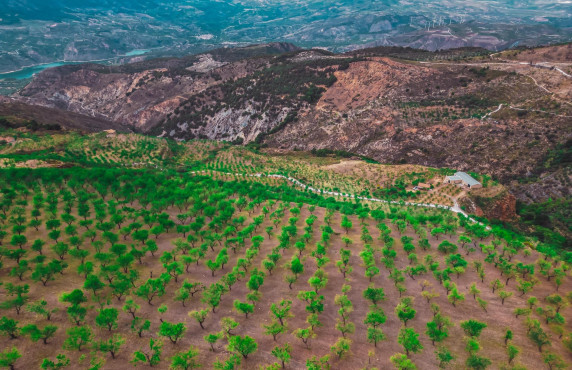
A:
1,2,571,369
2,1,571,74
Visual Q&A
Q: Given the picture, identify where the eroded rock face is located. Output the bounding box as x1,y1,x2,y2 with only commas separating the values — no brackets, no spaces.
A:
317,58,437,112
459,187,517,222
16,43,299,132
18,66,215,130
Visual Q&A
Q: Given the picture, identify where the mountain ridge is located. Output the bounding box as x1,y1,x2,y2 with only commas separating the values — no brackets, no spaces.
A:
3,42,571,244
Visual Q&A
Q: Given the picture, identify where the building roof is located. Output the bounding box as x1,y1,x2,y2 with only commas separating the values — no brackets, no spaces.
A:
455,172,481,186
446,175,461,181
417,182,431,188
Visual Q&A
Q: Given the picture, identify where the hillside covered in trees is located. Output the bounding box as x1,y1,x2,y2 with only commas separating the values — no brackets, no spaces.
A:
0,131,570,369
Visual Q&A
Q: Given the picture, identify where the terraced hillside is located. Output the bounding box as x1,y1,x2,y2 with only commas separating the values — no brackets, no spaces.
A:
0,131,570,369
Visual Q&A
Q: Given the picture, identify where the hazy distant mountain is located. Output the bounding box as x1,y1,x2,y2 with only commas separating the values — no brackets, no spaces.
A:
1,0,571,72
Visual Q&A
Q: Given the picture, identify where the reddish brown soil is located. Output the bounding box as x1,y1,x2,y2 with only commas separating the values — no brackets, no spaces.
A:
0,202,569,369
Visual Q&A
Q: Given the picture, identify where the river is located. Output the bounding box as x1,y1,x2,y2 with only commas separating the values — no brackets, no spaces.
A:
0,49,152,80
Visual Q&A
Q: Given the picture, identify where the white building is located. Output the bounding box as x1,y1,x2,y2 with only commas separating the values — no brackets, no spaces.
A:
444,172,482,189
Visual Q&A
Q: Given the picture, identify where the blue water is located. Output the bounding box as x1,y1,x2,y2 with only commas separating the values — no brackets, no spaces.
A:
125,49,150,57
0,49,151,80
0,62,76,80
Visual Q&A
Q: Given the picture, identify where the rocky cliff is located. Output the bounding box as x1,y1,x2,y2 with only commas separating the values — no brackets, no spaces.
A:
459,187,517,222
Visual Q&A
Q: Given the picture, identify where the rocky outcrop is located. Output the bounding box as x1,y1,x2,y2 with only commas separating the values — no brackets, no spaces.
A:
459,187,517,222
15,43,298,132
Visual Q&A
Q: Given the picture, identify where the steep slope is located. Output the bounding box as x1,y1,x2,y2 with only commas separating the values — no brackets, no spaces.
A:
16,43,300,131
13,44,572,235
267,53,571,181
0,96,130,133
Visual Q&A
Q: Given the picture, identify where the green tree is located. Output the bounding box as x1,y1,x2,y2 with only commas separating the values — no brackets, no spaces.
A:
136,277,168,305
233,300,254,319
60,289,88,306
363,285,385,305
308,269,328,293
341,216,353,233
270,299,292,326
465,354,491,369
159,321,187,344
189,309,209,330
31,262,59,286
40,354,70,370
131,338,162,367
542,352,566,370
21,324,58,344
507,344,519,364
546,294,568,313
504,329,513,346
1,283,29,315
431,227,444,240
435,347,454,369
247,269,265,292
395,297,416,326
220,317,239,336
306,313,323,331
204,332,222,352
122,299,140,319
447,288,465,307
293,327,315,349
367,327,386,347
425,321,448,345
497,290,513,305
0,347,21,370
213,354,241,370
364,306,387,328
460,320,487,338
390,353,417,369
202,283,223,313
131,317,151,338
95,308,119,331
476,298,488,313
263,321,286,341
527,296,538,309
330,337,352,359
290,256,304,277
228,335,258,359
206,260,220,277
63,325,93,351
528,325,550,352
398,328,423,356
170,346,201,369
0,317,19,339
26,299,58,321
469,283,480,299
94,334,125,359
271,343,291,368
